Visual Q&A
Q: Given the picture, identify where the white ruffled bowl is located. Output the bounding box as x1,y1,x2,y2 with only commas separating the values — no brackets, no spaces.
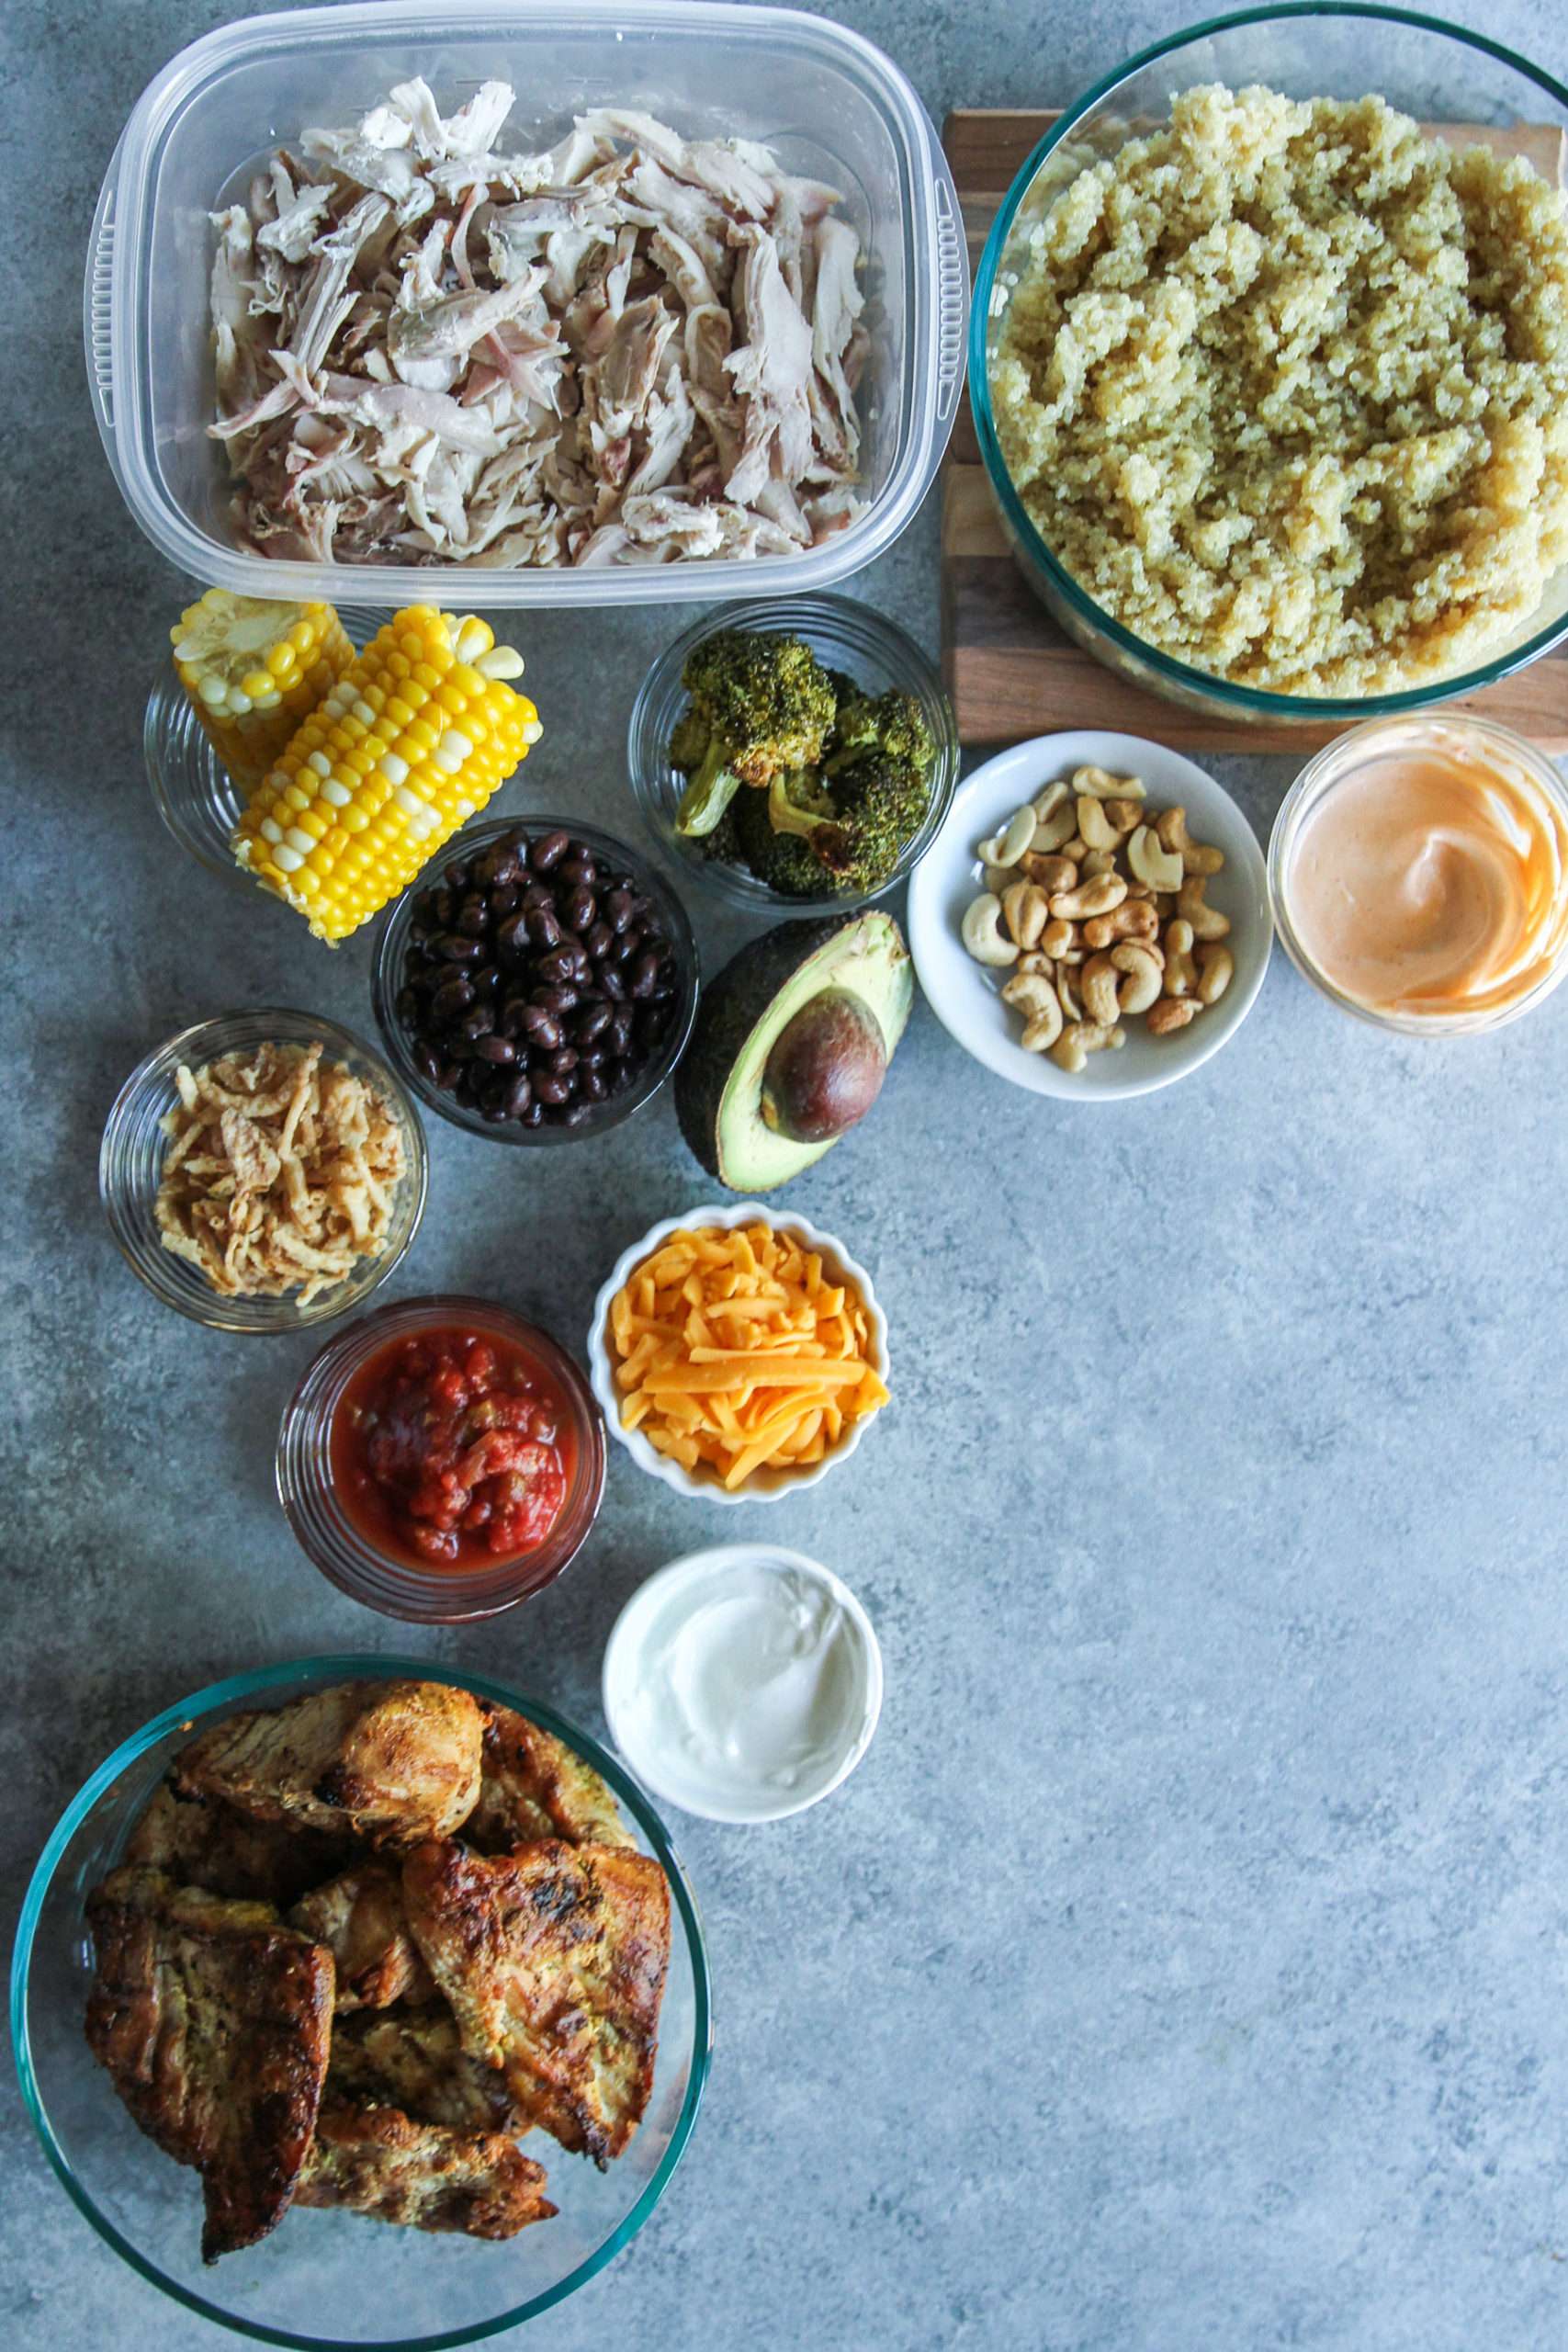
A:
587,1204,889,1505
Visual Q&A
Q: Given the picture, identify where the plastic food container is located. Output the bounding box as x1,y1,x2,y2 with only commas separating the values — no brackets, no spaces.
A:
371,815,699,1145
11,1656,710,2347
628,594,960,916
85,0,967,606
969,5,1568,726
277,1296,606,1622
99,1007,427,1335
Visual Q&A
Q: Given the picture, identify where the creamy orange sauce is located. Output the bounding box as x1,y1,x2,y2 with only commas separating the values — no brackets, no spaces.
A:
1288,737,1568,1020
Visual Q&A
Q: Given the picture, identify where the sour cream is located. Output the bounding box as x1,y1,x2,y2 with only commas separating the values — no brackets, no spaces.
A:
603,1546,882,1823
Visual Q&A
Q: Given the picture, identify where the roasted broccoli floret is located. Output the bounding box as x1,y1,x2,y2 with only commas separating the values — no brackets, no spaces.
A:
823,751,934,892
707,787,833,899
671,631,838,835
825,686,933,775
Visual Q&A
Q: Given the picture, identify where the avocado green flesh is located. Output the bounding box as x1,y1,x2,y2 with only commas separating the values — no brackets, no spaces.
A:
675,911,914,1193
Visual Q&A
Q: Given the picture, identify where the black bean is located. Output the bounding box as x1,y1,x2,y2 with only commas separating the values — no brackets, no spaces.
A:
488,883,519,920
414,1044,441,1084
586,919,615,960
475,1033,516,1065
532,982,579,1015
501,997,531,1037
574,1001,613,1045
578,1044,607,1074
434,933,482,964
601,967,628,1001
459,1003,496,1042
607,1006,636,1055
547,1046,579,1076
534,1071,572,1106
630,951,663,999
502,1072,533,1118
469,962,501,996
518,1098,545,1129
612,927,640,964
437,1059,463,1091
496,912,529,959
521,879,555,910
530,829,571,872
558,852,598,890
518,1005,561,1049
638,999,673,1043
562,1100,594,1127
457,896,489,938
432,976,475,1022
536,944,581,985
525,904,563,950
433,888,457,924
604,888,637,933
564,885,597,934
579,1067,608,1103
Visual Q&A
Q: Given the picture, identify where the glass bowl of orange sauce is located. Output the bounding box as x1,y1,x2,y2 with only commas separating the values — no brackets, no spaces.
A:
1269,717,1568,1035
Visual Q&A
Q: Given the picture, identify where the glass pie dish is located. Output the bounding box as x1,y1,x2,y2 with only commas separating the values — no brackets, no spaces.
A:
968,5,1568,727
10,1656,711,2348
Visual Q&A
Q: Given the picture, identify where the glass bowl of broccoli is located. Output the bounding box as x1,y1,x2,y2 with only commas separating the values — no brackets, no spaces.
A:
628,597,959,916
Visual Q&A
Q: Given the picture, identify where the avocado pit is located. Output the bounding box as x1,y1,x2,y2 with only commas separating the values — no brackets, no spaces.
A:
761,991,887,1145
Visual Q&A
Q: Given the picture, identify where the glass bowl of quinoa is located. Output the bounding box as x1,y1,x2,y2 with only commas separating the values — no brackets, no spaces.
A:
972,6,1568,725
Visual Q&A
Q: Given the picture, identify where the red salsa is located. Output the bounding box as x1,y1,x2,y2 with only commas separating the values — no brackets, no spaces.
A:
331,1325,574,1571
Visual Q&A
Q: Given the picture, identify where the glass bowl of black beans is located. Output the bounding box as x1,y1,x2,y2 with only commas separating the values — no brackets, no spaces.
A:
371,817,699,1143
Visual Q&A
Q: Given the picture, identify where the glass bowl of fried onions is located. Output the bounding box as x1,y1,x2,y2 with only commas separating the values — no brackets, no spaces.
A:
588,1204,890,1502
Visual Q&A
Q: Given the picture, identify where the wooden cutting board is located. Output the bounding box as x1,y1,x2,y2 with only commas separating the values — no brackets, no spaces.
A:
942,108,1568,752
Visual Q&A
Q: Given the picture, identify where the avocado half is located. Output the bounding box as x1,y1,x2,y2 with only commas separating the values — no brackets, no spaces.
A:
675,910,914,1192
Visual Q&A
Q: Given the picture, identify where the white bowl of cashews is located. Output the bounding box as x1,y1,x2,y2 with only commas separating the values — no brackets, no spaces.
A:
907,730,1272,1100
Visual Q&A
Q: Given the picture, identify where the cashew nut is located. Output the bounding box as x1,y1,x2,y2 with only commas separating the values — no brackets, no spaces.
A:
1077,796,1122,852
1104,797,1144,834
1031,779,1070,824
1049,874,1128,922
1019,852,1078,895
976,806,1037,869
961,893,1018,967
1072,764,1144,802
1110,940,1164,1015
1162,918,1198,997
1127,823,1184,894
1178,876,1231,941
1082,900,1159,949
1081,847,1118,878
1146,996,1200,1035
1001,880,1049,952
1000,968,1064,1053
1156,805,1225,877
1057,834,1089,863
982,862,1016,898
1041,917,1078,960
1081,952,1122,1026
1018,948,1053,977
1032,801,1078,855
1197,944,1235,1005
1055,964,1083,1022
1049,1019,1125,1074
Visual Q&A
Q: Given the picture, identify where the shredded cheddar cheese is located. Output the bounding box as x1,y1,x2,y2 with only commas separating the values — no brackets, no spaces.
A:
606,1224,888,1490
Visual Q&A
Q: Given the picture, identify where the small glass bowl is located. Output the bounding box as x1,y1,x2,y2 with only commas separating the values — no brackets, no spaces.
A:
371,815,698,1147
1269,714,1568,1035
99,1008,427,1334
277,1295,607,1622
143,606,388,882
627,594,960,915
11,1655,710,2346
970,6,1568,726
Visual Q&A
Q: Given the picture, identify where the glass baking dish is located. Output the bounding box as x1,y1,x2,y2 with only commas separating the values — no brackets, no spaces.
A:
84,0,967,605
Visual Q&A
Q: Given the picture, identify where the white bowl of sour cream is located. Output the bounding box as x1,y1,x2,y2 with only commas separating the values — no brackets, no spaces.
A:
602,1544,883,1825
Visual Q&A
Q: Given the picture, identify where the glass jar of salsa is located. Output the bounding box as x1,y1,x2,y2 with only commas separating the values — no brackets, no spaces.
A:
278,1298,606,1623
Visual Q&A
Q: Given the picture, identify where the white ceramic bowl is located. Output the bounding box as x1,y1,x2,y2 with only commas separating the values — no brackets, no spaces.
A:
602,1544,884,1824
906,730,1272,1101
587,1204,889,1505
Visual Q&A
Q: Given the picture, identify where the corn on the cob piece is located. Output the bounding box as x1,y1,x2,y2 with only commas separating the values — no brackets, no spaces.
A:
172,592,355,789
231,607,542,944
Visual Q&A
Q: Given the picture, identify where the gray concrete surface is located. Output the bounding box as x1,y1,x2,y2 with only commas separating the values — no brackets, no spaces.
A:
6,1,1568,2346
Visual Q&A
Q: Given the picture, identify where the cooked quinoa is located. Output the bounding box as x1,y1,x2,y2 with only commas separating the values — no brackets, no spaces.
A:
990,85,1568,695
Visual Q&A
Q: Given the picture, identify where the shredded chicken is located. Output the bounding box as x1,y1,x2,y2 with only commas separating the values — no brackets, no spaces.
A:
209,82,869,568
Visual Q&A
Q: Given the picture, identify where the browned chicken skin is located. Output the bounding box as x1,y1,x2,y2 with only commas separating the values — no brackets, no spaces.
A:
465,1702,636,1856
84,1867,334,2262
290,1861,435,2011
297,2102,556,2237
402,1838,670,2165
124,1779,351,1906
174,1680,484,1847
326,2006,522,2133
